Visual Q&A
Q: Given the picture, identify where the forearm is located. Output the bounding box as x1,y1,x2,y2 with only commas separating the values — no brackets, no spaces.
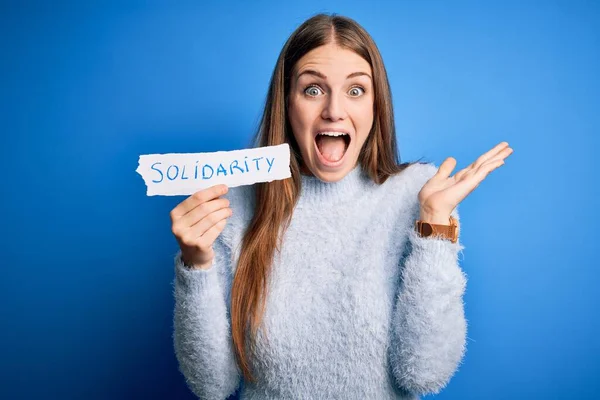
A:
389,221,467,395
173,253,241,399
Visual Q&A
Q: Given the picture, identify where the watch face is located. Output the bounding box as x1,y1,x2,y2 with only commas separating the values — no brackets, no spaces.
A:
421,222,434,236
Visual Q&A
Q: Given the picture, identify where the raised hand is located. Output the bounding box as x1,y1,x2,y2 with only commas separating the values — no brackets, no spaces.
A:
418,141,514,224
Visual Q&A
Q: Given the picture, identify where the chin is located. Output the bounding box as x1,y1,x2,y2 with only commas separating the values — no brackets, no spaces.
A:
313,169,345,182
306,157,357,183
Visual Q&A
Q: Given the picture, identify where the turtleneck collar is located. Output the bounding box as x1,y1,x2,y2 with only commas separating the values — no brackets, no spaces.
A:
298,163,372,206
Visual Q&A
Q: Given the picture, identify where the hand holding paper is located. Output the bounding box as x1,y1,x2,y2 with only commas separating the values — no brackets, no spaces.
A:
136,144,292,196
170,184,232,270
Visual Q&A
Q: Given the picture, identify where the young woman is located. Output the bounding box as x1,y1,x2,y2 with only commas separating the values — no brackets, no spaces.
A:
170,13,513,400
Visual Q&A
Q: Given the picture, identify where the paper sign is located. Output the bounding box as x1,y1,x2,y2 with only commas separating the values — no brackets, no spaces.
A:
136,144,291,196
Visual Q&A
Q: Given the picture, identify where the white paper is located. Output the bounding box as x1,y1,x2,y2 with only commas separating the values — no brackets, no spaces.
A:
136,144,291,196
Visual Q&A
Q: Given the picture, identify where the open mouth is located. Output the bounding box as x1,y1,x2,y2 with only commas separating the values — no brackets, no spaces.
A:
314,131,351,166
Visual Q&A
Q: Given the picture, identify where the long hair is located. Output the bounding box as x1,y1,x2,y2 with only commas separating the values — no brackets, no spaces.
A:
230,13,415,383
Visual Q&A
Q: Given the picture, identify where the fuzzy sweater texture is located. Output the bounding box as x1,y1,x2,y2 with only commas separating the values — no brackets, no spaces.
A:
172,162,468,400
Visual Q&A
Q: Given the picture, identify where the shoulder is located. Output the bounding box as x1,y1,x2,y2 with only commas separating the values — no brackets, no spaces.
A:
367,162,439,219
382,161,439,197
402,161,439,186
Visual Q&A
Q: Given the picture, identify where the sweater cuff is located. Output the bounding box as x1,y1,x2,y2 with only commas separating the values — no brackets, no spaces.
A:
173,252,219,293
404,226,467,290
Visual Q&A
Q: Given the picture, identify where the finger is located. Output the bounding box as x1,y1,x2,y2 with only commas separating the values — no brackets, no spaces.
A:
453,166,471,182
198,219,228,249
179,198,230,228
472,141,510,169
188,207,233,239
471,147,512,176
475,157,506,178
454,144,512,181
492,146,513,162
456,158,504,193
434,157,457,180
171,184,228,219
447,157,505,204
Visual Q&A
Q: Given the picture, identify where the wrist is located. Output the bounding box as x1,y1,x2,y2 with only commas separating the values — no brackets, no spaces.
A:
181,255,213,271
418,210,451,225
415,210,459,243
187,263,213,271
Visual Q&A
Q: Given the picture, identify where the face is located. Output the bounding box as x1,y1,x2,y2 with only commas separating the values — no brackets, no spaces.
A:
287,42,374,182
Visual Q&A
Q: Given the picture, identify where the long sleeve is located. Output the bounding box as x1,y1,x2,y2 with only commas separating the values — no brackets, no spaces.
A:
172,234,241,400
389,205,468,396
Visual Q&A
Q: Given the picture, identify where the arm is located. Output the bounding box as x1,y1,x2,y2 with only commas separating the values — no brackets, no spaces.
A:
172,234,241,399
389,205,468,395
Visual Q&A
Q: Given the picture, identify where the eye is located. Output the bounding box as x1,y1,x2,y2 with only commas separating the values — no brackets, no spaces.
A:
349,86,365,97
304,85,323,97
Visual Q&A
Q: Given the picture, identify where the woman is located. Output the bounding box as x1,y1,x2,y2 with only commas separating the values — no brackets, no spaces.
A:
170,13,513,400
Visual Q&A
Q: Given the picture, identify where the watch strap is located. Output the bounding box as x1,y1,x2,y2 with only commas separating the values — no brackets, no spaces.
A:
415,216,459,243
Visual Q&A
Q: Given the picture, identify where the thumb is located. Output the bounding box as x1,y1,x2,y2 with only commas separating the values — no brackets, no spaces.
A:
435,157,457,180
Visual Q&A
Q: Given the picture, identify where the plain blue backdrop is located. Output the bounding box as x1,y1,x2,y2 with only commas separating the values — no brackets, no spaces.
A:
1,1,598,399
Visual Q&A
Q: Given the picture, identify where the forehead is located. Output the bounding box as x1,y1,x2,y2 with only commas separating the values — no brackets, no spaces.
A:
293,43,372,79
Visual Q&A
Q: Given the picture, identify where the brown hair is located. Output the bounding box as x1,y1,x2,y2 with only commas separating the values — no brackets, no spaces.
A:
230,13,416,383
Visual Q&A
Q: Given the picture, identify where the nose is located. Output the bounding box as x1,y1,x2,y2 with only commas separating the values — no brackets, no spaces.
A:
321,93,347,121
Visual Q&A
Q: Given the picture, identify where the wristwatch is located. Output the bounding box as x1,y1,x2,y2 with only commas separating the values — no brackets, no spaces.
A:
415,216,459,243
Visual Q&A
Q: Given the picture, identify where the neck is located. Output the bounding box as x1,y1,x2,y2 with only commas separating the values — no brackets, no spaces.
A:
299,163,370,205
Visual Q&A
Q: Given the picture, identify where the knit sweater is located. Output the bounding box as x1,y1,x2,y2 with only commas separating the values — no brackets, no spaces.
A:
172,162,468,400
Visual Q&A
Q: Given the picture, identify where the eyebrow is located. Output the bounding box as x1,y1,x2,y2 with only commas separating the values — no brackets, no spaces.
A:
296,69,372,81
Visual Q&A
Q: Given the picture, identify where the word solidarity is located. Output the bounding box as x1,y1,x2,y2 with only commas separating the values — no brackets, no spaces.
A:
150,156,276,183
136,144,291,196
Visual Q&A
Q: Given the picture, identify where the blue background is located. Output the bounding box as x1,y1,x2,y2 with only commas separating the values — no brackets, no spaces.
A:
2,1,598,399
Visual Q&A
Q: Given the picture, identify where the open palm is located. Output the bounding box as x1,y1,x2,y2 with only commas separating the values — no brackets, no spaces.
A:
418,142,514,217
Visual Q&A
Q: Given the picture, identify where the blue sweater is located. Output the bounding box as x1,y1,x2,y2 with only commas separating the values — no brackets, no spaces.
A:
173,162,468,399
